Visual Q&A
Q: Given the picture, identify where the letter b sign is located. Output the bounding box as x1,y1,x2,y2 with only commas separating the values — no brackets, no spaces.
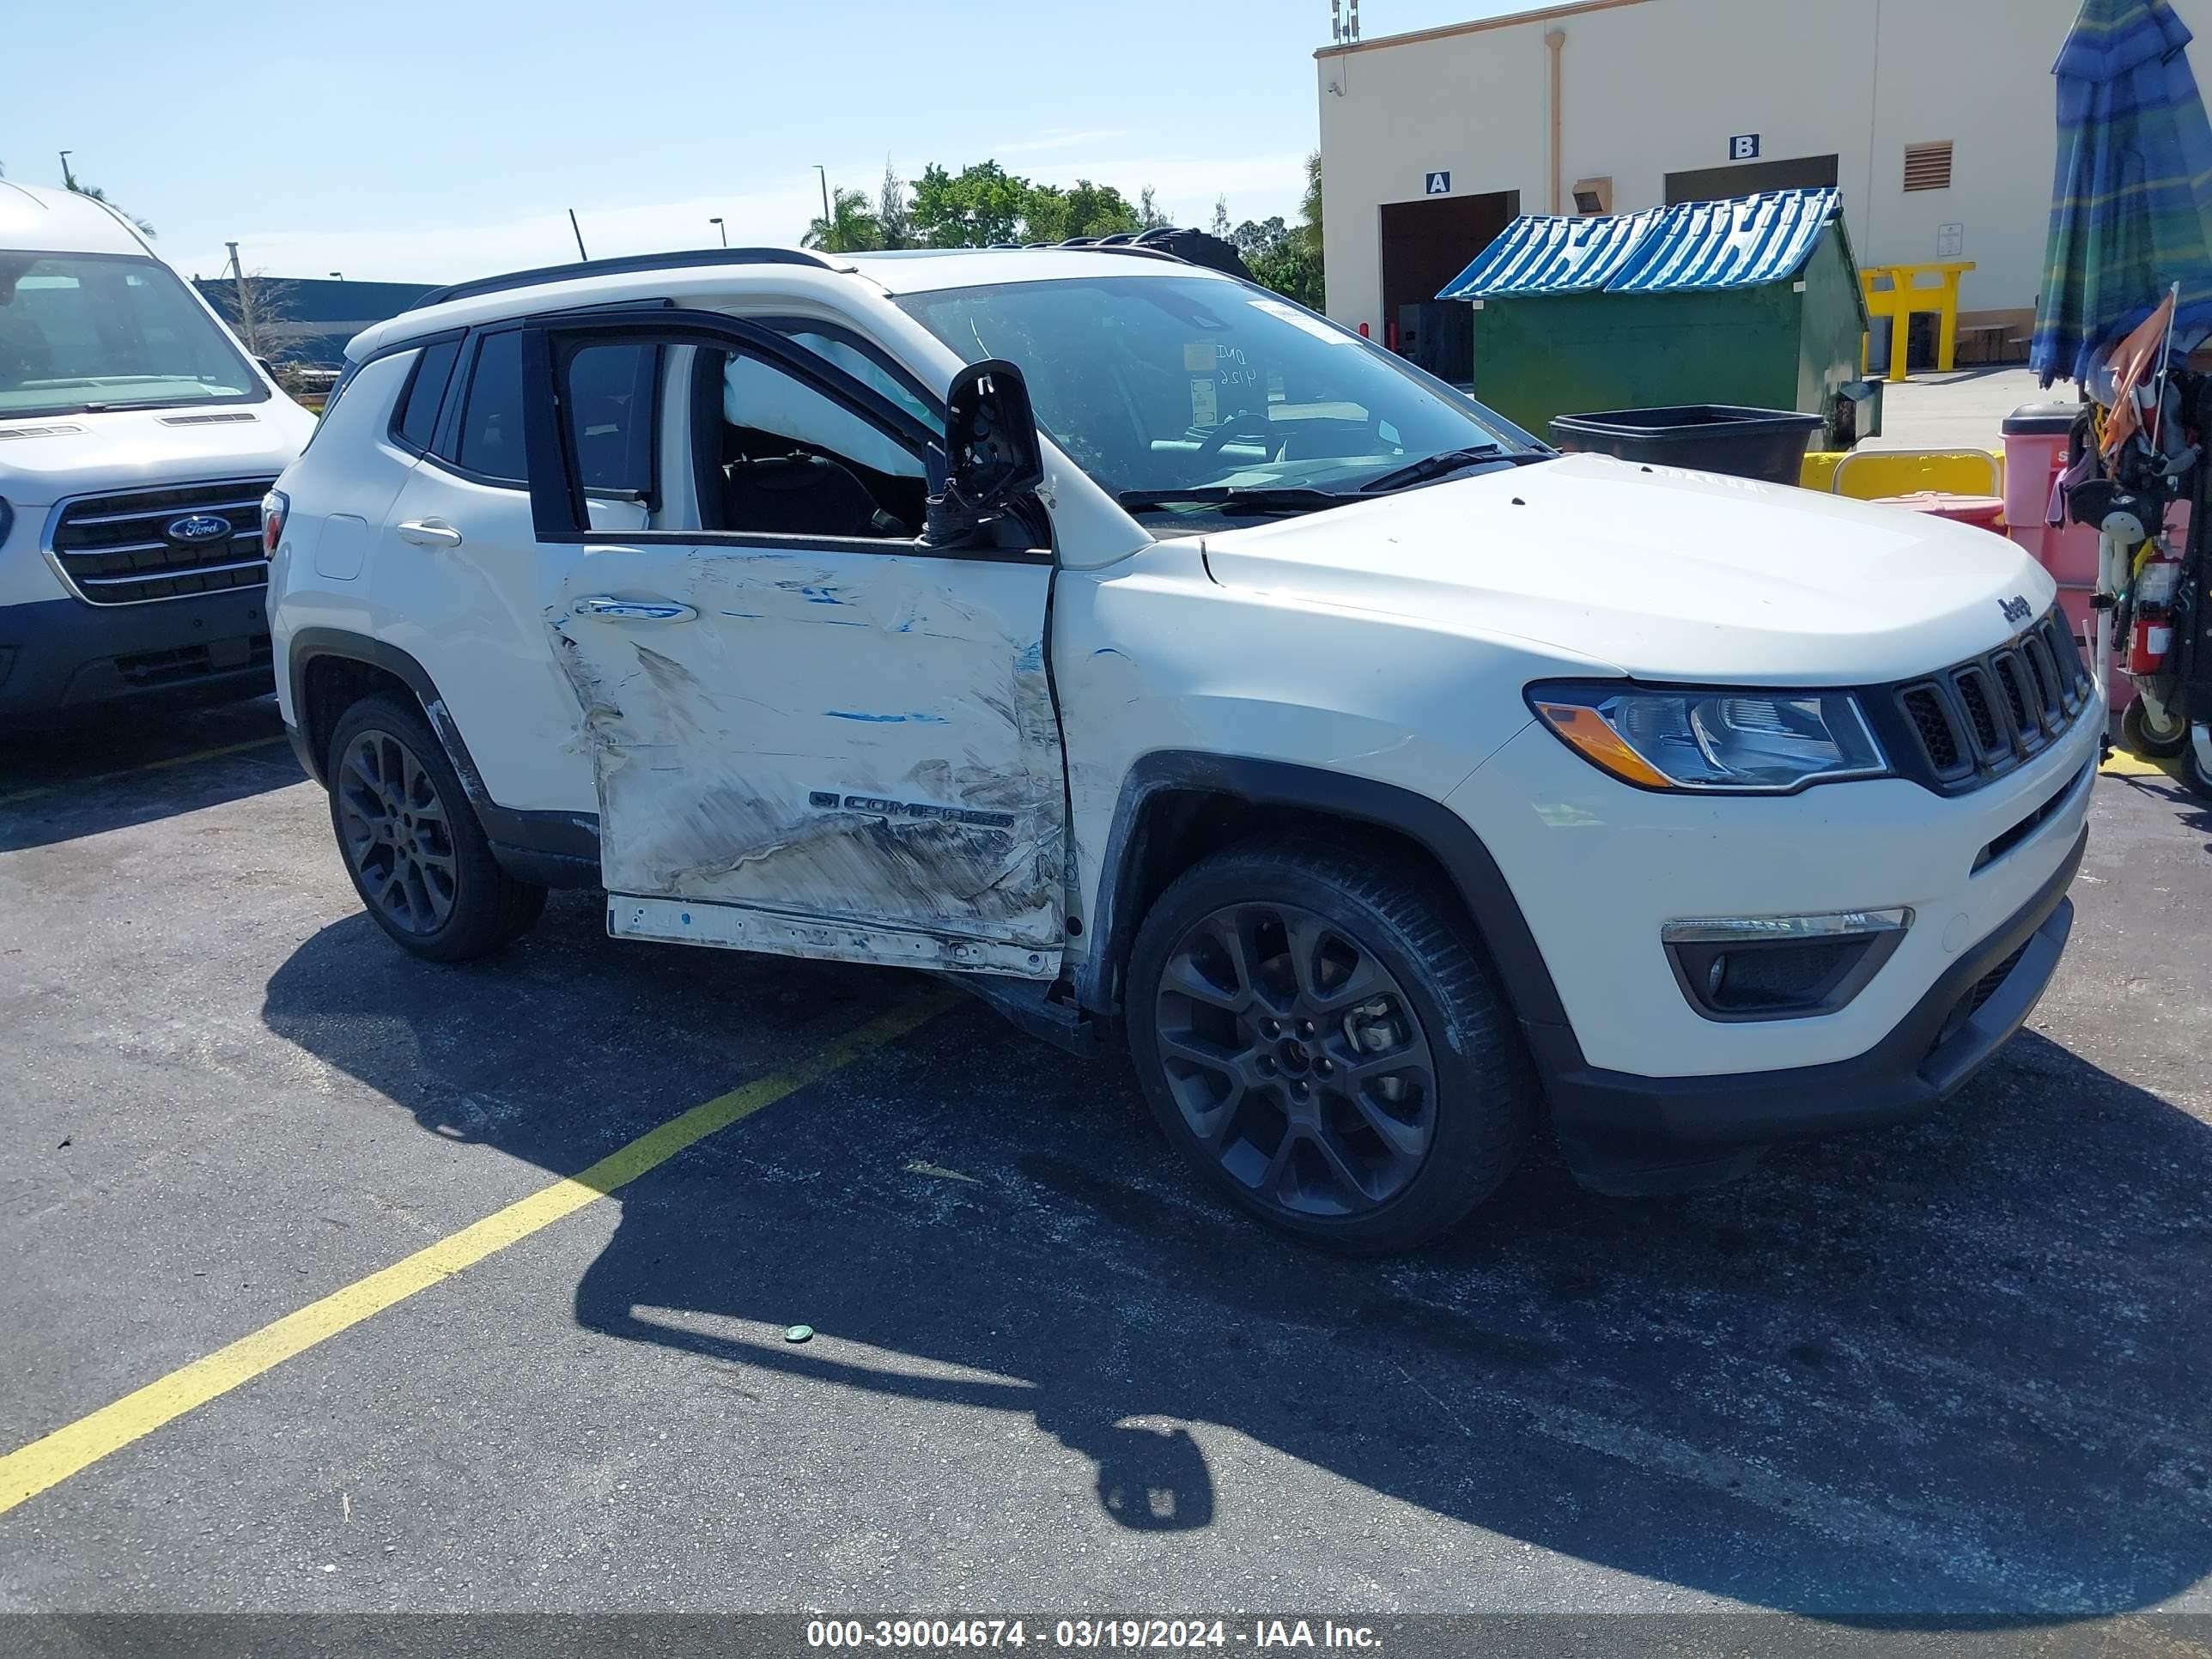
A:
1729,134,1761,161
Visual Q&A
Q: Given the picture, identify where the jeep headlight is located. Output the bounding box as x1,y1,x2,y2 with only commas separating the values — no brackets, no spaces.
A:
1528,684,1891,793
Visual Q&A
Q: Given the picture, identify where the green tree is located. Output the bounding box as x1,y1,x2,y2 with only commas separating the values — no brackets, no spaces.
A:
1231,216,1291,258
911,161,1030,247
1138,185,1171,230
1024,179,1138,243
1228,165,1326,311
1301,149,1324,254
878,161,914,251
802,186,882,253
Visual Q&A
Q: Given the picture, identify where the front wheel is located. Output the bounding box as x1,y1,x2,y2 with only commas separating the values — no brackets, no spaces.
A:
1126,839,1534,1254
325,695,546,962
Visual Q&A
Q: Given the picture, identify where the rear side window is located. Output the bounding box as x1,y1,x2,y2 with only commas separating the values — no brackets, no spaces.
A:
564,341,659,497
392,338,461,454
453,328,526,481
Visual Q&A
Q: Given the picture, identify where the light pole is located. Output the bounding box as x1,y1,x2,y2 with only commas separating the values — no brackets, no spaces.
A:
328,271,344,281
709,216,726,246
815,166,831,227
224,241,242,282
58,150,74,189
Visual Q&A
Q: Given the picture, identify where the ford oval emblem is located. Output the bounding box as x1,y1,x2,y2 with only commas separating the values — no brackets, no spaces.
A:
167,514,233,545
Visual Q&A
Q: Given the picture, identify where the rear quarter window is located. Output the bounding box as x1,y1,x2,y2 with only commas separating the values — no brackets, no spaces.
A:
392,338,461,454
452,328,526,482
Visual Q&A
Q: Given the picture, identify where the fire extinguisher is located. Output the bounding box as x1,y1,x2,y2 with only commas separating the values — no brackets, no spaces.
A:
2127,539,2185,676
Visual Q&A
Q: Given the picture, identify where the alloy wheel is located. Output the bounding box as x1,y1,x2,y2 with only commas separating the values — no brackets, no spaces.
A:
1152,900,1437,1218
336,728,459,936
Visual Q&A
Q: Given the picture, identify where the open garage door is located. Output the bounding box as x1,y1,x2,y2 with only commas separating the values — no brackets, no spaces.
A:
1381,190,1520,380
1665,154,1839,205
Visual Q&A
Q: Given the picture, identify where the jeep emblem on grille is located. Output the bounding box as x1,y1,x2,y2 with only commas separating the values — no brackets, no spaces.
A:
166,514,232,545
1999,593,2033,627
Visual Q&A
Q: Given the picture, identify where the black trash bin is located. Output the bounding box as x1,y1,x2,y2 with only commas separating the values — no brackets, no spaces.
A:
1549,404,1826,486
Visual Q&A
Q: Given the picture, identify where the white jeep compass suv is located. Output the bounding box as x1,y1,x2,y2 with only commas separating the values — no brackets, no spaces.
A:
266,243,2097,1251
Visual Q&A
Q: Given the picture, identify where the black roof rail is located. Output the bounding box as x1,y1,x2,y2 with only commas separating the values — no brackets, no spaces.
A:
978,236,1187,264
412,246,848,310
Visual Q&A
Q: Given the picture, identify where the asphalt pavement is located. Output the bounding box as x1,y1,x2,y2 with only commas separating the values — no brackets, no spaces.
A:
1,696,2208,1638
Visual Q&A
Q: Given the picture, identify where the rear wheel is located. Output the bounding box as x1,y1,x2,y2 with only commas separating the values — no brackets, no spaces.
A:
2122,692,2190,759
1126,838,1534,1254
326,695,545,962
2185,722,2212,804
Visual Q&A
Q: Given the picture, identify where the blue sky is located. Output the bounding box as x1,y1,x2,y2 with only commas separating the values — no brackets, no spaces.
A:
3,0,1533,283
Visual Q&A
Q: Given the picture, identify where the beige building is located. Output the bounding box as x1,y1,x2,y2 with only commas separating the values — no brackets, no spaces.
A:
1316,0,2212,362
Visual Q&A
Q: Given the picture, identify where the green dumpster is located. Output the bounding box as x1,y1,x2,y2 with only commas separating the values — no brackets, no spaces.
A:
1437,188,1874,448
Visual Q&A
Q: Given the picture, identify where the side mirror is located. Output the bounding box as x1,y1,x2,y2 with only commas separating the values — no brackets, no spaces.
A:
925,360,1042,546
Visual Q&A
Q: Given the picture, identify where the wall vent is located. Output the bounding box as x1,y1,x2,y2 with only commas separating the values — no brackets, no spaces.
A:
1904,141,1954,192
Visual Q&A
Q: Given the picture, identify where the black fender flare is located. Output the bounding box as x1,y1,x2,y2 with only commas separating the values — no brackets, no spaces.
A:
287,628,599,883
1083,751,1576,1053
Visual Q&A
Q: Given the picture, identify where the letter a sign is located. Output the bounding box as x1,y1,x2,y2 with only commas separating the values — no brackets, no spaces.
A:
1425,171,1452,196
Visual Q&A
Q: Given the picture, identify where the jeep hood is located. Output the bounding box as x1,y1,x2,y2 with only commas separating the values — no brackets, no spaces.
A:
0,403,316,509
1197,453,2057,685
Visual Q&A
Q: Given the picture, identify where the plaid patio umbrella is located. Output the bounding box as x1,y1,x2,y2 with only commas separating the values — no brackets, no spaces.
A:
2031,0,2212,388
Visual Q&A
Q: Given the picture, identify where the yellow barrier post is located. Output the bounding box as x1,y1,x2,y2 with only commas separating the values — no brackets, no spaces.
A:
1860,261,1977,383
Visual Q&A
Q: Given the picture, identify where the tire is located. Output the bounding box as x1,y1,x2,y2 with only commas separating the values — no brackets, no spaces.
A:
2122,693,2190,760
2186,723,2212,805
325,695,546,963
1125,837,1534,1254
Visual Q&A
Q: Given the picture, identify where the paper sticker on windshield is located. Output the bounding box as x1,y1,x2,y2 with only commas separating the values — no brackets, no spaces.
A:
1191,379,1219,427
1183,342,1217,373
1250,297,1355,344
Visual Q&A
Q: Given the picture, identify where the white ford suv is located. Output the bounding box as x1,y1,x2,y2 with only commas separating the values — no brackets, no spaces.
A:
267,244,2097,1251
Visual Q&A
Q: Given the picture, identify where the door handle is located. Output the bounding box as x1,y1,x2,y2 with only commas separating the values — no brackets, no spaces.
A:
572,595,698,624
396,519,465,549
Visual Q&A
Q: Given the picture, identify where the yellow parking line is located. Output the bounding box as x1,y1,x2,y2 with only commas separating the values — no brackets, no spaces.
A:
2100,750,2179,779
0,991,951,1518
0,734,291,808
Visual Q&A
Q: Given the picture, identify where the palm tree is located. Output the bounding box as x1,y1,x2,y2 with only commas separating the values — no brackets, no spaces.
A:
54,155,155,236
802,187,882,254
878,161,913,251
1301,150,1322,255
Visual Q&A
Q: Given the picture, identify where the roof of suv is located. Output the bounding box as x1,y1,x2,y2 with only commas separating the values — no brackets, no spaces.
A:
349,244,1233,361
0,179,154,257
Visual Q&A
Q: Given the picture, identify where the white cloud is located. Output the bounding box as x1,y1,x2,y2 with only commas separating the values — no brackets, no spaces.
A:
168,178,823,286
1025,149,1308,229
994,127,1133,157
165,150,1309,285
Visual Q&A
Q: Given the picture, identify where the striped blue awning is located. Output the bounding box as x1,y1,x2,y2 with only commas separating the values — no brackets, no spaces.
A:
1437,188,1845,301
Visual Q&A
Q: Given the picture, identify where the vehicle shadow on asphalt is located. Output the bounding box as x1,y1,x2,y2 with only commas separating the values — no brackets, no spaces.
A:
0,697,298,853
263,898,2212,1621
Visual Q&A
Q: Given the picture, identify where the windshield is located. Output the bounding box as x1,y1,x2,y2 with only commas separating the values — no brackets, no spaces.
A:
0,251,265,419
894,274,1536,507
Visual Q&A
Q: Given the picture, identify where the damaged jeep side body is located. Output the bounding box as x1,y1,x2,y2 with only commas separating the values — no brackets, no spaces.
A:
270,246,2093,1251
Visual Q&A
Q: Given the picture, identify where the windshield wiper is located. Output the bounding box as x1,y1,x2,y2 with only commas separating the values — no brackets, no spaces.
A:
78,398,211,414
1359,446,1553,493
1116,486,1358,517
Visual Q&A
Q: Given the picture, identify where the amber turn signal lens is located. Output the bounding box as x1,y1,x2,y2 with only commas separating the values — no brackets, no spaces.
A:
1532,702,1676,790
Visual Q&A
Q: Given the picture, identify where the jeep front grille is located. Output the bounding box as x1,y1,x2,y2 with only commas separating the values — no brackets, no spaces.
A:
46,478,276,606
1876,608,2093,793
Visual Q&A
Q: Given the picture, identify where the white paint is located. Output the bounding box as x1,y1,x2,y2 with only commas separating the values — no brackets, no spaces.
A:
544,538,1065,965
312,514,368,582
1316,0,2212,330
1196,452,2057,686
276,246,2099,1089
